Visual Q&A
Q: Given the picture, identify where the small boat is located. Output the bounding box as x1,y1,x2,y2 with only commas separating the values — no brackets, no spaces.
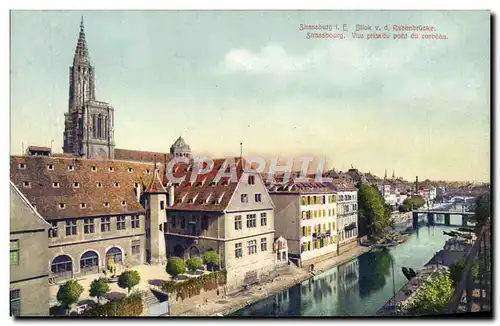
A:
402,267,412,280
443,231,456,237
408,268,417,278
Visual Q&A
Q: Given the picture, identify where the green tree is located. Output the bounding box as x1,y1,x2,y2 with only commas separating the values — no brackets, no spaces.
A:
117,270,141,294
402,195,425,210
186,257,204,272
403,271,454,316
89,277,110,302
203,250,219,271
166,256,186,277
357,183,392,240
449,259,479,287
57,279,84,312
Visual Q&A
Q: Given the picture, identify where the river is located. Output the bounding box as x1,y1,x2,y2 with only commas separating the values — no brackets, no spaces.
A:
230,218,464,316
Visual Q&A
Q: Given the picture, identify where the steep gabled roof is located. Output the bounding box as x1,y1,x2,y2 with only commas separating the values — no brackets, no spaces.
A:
145,169,167,194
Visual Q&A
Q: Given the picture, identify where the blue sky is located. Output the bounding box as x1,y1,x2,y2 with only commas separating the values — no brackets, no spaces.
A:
10,10,490,181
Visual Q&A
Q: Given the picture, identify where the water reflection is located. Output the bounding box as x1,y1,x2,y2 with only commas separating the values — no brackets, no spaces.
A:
231,225,455,317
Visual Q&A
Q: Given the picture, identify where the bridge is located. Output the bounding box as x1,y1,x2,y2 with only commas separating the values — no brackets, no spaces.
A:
412,210,475,227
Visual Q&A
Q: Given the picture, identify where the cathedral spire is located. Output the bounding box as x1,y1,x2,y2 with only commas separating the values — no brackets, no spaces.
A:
74,16,89,64
384,168,387,180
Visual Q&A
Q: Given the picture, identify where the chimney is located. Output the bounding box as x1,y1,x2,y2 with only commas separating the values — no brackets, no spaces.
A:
135,183,141,202
168,185,175,207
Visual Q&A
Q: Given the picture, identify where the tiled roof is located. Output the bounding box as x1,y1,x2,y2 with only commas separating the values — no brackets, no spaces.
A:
10,155,155,220
114,148,173,163
27,146,51,152
163,157,245,211
145,169,167,194
325,179,358,191
269,178,335,194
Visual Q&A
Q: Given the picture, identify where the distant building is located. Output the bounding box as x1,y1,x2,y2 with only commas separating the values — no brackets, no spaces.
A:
26,146,52,157
169,136,192,158
10,182,50,316
269,179,338,267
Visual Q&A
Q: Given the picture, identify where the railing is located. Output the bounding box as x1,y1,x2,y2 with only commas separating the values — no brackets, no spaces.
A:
443,223,491,314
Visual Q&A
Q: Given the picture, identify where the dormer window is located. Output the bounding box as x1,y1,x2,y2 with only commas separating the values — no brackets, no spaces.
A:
47,164,54,171
114,182,120,188
134,183,139,188
23,181,31,188
121,201,127,207
108,167,114,172
73,182,80,188
96,182,103,188
80,203,87,209
210,180,217,187
68,164,74,171
91,166,97,172
18,163,26,170
104,202,110,208
59,203,66,209
145,169,151,175
52,182,60,188
128,168,133,173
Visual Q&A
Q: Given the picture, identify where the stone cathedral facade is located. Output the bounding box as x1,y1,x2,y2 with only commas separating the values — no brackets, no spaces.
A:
63,18,116,160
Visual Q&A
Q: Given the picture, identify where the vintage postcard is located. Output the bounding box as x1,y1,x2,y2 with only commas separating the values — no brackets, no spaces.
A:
9,9,491,318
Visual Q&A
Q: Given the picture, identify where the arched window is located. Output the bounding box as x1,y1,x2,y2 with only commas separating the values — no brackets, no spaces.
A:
51,255,73,275
80,251,99,274
92,114,97,138
105,247,122,266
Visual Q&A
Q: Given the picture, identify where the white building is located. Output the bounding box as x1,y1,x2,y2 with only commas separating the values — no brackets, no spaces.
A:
269,179,338,267
429,186,437,201
326,181,359,254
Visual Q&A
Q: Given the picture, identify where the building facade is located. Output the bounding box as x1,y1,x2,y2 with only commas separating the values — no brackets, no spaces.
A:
326,181,359,253
10,182,51,316
163,158,277,290
269,179,338,267
63,18,115,160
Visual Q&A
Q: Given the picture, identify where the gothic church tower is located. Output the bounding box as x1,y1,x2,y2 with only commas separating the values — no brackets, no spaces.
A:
63,17,115,159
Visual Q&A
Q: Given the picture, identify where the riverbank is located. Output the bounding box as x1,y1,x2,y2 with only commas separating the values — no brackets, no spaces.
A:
172,245,371,316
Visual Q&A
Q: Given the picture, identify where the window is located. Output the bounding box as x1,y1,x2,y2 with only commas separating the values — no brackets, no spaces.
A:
65,220,77,236
131,240,140,255
145,169,151,175
180,217,186,229
247,240,257,255
114,182,120,188
68,164,74,171
235,243,243,258
101,217,111,232
261,238,267,251
84,218,95,234
117,216,126,230
131,216,140,229
10,240,19,266
255,193,262,202
128,167,133,173
248,175,255,185
80,203,87,209
22,181,31,188
104,202,110,208
10,289,20,316
52,182,60,188
121,201,127,207
49,221,58,238
234,216,242,230
301,226,307,237
160,201,165,210
260,212,267,226
18,163,26,170
108,167,114,172
246,214,256,228
202,216,208,230
97,182,103,188
241,194,248,203
47,164,54,170
73,182,80,188
91,166,97,172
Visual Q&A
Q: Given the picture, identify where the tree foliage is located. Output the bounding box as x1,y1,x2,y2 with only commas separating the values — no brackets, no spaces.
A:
117,270,141,294
403,271,454,316
186,257,204,272
401,195,426,211
166,256,186,277
473,193,490,227
203,250,219,271
357,183,392,240
82,292,143,316
57,279,84,309
449,259,479,287
89,277,110,302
